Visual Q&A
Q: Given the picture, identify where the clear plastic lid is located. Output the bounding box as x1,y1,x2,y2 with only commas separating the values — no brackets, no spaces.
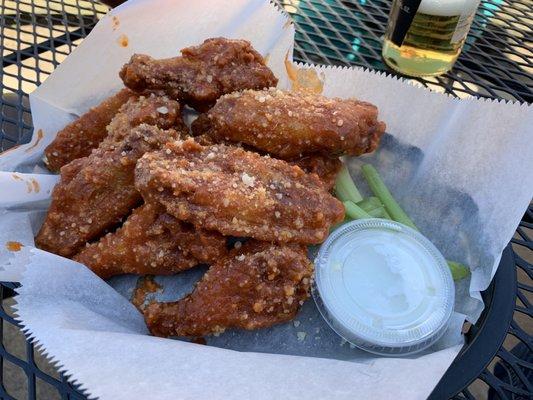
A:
313,219,455,356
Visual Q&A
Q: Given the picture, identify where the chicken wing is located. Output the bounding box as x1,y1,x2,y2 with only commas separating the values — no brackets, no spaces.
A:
100,94,185,148
36,124,181,257
291,155,341,191
120,37,278,112
135,139,344,244
192,135,342,190
144,241,313,337
74,203,228,279
44,89,134,172
191,88,386,158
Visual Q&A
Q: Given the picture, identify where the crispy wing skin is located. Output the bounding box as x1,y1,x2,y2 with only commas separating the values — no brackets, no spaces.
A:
101,94,185,148
291,155,341,191
74,203,228,279
44,89,134,172
36,124,180,257
144,241,313,337
135,139,344,244
120,37,278,112
191,88,386,158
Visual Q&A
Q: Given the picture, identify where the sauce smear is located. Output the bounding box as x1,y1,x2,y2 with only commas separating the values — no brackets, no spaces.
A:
6,241,23,252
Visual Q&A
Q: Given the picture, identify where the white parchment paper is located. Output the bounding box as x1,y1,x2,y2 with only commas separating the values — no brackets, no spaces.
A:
0,0,532,399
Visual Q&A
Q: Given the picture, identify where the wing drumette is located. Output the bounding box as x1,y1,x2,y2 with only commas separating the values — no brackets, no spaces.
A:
36,123,182,257
144,241,313,337
74,203,228,279
44,89,134,172
191,88,386,158
135,139,344,244
120,37,278,111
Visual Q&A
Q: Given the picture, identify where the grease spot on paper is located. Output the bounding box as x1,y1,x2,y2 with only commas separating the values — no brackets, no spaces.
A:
5,241,23,252
30,178,40,193
24,129,44,153
284,52,324,94
118,34,129,48
112,16,120,30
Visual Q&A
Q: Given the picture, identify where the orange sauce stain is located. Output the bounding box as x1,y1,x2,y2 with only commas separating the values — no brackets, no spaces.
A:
112,16,120,31
30,178,40,193
117,34,129,48
263,53,270,65
11,173,23,181
0,144,21,156
132,276,162,311
25,181,33,193
24,129,44,153
284,51,325,94
5,241,23,252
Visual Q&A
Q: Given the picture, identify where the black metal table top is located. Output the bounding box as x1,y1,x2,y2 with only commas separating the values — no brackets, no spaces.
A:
0,0,531,399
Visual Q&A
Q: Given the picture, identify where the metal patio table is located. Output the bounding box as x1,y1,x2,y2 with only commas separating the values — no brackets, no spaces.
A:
0,0,531,399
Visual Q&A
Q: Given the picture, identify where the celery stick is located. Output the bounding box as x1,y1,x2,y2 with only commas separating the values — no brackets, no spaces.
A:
361,164,418,230
357,196,382,210
343,201,372,220
360,164,469,281
366,206,390,219
357,197,389,219
335,165,363,203
447,261,470,280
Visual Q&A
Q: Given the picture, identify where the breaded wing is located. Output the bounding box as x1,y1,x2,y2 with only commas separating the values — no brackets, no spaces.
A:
74,203,228,279
101,94,185,149
36,124,181,257
291,155,342,191
44,89,134,172
135,139,344,244
120,37,278,111
144,241,313,337
191,88,386,158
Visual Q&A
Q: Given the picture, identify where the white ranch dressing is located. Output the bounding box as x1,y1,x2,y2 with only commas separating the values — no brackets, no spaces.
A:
313,219,455,356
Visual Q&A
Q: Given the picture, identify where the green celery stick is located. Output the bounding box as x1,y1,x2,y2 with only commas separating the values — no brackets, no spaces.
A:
361,164,469,281
335,164,363,203
366,206,390,219
343,201,372,220
361,164,418,230
447,261,470,280
357,196,382,210
357,197,389,219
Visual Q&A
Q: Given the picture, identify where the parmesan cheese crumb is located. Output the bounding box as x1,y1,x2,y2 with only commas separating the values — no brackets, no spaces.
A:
293,320,300,328
296,331,307,341
241,173,255,187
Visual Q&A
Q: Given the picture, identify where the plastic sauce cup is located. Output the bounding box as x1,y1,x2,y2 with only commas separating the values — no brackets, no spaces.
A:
313,219,455,356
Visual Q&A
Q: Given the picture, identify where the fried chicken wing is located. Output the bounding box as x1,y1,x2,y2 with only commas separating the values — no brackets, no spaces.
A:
74,203,228,279
291,155,342,191
100,94,185,148
135,139,344,244
144,241,313,337
191,88,386,158
120,37,278,112
44,89,134,172
36,124,181,257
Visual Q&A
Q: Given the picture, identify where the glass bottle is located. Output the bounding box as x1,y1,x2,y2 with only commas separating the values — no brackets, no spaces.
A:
382,0,481,77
